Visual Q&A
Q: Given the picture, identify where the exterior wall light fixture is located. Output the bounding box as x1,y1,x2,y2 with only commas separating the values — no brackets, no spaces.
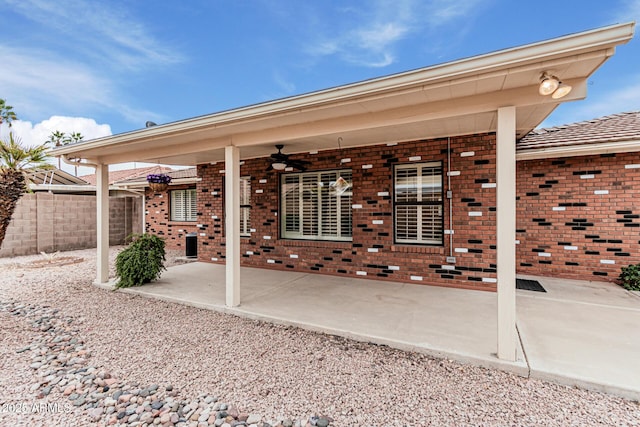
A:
539,72,572,99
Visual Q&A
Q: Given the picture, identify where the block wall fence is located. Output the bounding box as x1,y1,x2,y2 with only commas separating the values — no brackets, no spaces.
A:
146,134,640,289
0,193,142,258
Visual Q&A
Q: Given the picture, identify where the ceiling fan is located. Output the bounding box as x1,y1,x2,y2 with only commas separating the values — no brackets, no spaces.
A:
266,144,311,172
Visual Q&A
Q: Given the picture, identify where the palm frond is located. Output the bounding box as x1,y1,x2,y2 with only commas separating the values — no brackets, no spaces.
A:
0,132,50,172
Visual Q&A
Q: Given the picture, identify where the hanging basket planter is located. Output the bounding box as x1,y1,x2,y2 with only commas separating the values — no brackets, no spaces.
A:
147,174,172,192
149,182,169,192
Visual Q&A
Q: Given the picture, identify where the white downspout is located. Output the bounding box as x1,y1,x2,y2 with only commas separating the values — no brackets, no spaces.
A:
60,154,98,169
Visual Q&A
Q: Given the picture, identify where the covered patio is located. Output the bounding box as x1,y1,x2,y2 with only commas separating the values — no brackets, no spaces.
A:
97,263,640,400
50,22,635,366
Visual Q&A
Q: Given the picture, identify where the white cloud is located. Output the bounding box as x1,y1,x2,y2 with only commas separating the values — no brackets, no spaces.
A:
1,116,112,175
1,0,182,127
0,45,166,127
4,0,183,71
2,116,112,149
0,46,113,119
613,0,640,23
273,71,297,94
305,0,484,67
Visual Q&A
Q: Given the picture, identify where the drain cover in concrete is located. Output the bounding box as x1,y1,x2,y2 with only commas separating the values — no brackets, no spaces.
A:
516,278,546,292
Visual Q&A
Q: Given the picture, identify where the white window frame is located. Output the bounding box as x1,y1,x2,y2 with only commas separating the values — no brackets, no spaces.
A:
240,176,251,237
394,162,443,245
170,188,197,222
280,169,352,241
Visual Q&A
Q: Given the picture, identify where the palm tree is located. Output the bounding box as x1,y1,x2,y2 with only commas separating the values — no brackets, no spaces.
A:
47,130,65,168
0,99,17,126
0,132,50,248
47,130,84,173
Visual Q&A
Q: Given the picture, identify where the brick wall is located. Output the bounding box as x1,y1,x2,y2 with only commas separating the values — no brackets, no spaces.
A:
142,137,640,287
193,134,499,290
516,152,640,281
145,185,200,252
0,193,142,258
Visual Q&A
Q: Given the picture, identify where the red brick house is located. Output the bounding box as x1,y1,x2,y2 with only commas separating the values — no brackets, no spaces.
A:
139,111,640,286
517,112,640,280
50,23,636,361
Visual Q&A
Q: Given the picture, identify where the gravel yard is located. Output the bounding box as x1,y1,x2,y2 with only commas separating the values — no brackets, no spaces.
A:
0,247,638,427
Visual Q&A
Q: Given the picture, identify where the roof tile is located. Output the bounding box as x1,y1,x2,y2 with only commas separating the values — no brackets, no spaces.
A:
518,111,640,151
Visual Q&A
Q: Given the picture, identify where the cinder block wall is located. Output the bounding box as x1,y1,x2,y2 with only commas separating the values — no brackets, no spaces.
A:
0,193,142,257
0,194,38,257
110,197,143,245
516,152,640,280
52,194,96,252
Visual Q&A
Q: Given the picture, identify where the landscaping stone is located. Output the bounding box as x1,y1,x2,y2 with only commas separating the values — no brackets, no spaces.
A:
2,248,638,427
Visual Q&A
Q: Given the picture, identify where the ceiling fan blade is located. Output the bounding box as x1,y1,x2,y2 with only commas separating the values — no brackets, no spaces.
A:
288,160,308,171
265,164,273,172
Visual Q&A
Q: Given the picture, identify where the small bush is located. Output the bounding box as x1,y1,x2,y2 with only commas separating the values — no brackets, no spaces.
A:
115,234,166,289
618,264,640,291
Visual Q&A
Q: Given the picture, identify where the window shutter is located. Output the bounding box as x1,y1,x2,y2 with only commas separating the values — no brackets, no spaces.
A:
394,162,443,245
170,189,196,222
240,177,251,236
171,190,183,221
281,169,352,241
320,172,338,237
187,189,197,221
283,175,300,234
301,174,318,236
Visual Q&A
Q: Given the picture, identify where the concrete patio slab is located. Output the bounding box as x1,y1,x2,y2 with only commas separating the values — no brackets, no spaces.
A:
99,265,640,400
102,263,527,376
516,275,640,400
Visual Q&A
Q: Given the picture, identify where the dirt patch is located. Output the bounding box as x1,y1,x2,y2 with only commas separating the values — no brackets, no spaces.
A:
22,256,84,269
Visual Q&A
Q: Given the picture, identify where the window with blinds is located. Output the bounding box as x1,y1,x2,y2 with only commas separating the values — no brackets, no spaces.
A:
394,162,443,245
240,176,251,236
281,169,352,241
170,189,197,222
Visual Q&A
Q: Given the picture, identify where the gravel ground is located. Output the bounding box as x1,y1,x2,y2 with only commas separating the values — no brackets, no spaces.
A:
0,247,639,427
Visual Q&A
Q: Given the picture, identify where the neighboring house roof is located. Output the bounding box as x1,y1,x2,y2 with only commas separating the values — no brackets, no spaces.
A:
517,111,640,160
80,165,173,185
518,111,640,150
27,168,89,186
114,167,198,188
23,167,139,195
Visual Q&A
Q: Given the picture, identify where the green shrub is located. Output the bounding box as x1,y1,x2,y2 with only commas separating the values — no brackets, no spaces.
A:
618,264,640,291
115,234,166,289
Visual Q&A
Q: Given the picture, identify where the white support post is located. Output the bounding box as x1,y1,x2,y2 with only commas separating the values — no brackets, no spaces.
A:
225,145,241,307
96,164,110,284
141,194,146,234
496,106,518,361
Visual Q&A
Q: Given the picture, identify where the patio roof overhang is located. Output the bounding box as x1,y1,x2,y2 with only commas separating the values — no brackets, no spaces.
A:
49,23,635,166
59,22,634,364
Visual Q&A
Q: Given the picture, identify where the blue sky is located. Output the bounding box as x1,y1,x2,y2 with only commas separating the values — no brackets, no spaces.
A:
0,0,638,173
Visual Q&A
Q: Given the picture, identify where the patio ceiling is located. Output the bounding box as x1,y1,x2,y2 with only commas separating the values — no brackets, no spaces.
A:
50,23,635,167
